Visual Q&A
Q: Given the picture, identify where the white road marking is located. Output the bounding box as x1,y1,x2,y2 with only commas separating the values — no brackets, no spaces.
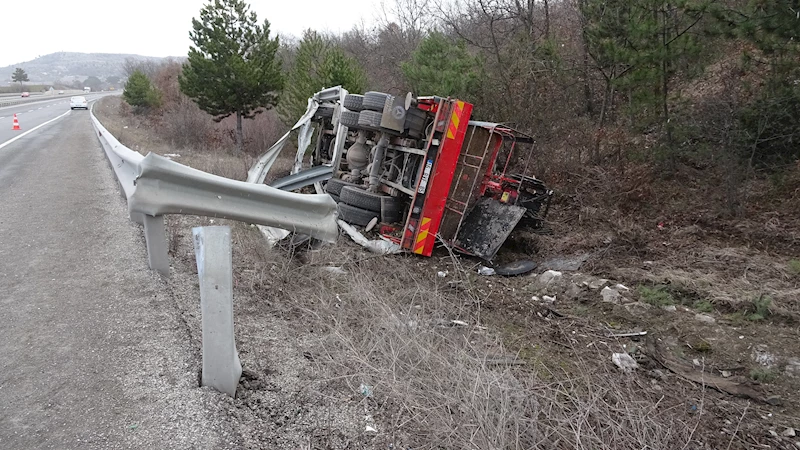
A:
28,110,33,112
0,110,71,150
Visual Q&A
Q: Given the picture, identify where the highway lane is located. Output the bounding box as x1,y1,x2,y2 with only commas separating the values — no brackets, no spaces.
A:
0,94,108,147
0,101,231,448
0,91,101,109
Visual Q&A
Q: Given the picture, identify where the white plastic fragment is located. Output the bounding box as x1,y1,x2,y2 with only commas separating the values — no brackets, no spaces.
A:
337,220,401,254
478,266,495,276
539,270,563,284
612,353,639,373
601,286,622,303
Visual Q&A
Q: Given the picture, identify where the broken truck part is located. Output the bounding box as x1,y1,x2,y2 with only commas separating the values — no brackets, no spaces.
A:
261,87,553,260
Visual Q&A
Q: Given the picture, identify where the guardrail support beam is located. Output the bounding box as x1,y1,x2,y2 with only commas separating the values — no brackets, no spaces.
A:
193,226,241,397
143,214,169,276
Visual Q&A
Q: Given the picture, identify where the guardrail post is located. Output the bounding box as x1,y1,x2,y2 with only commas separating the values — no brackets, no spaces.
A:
193,226,241,397
142,215,169,276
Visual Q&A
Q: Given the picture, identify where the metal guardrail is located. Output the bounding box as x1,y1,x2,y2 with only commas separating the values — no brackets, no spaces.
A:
90,103,339,276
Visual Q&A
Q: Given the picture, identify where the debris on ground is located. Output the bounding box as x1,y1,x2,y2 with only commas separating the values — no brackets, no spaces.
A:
493,260,537,276
539,270,563,284
477,266,495,276
752,345,777,368
694,313,716,324
612,352,639,373
338,220,401,254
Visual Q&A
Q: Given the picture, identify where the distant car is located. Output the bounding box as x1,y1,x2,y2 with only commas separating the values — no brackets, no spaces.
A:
70,96,88,110
58,90,64,95
21,92,29,97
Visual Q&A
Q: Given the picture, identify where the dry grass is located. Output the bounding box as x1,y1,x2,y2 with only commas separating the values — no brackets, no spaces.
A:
251,248,703,449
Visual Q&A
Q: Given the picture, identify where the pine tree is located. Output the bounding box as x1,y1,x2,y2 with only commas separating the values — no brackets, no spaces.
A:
721,0,800,165
401,32,481,100
582,0,708,145
123,70,161,111
278,30,367,124
179,0,283,153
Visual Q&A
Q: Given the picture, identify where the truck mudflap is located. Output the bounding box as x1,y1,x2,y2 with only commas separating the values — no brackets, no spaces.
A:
454,197,526,260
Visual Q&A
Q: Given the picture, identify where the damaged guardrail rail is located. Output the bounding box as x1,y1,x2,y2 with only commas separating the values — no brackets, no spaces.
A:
90,104,339,276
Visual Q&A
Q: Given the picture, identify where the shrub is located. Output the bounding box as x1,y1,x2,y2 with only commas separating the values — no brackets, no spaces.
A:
123,69,162,111
637,285,675,307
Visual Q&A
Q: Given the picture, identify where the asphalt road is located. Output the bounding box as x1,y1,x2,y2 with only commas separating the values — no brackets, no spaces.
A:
0,93,104,145
0,104,233,448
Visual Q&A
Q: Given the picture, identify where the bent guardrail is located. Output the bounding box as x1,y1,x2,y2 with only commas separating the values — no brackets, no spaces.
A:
90,104,338,276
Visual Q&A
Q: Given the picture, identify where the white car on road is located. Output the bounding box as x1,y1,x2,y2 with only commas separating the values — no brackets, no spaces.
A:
70,96,88,110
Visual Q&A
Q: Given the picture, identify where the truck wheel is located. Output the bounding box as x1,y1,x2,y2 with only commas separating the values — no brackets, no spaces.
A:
343,94,364,112
357,110,383,131
362,91,390,112
327,192,340,203
338,204,379,227
325,178,360,196
340,186,404,223
339,110,360,128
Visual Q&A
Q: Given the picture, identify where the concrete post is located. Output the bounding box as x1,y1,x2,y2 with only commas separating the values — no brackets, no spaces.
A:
193,226,241,397
142,214,169,276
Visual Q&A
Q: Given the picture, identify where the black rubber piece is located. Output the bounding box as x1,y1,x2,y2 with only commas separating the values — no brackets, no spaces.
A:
327,192,340,203
404,107,427,138
338,203,379,227
339,110,360,128
314,105,334,119
362,91,390,112
325,178,360,196
357,110,383,130
343,94,364,112
493,260,538,276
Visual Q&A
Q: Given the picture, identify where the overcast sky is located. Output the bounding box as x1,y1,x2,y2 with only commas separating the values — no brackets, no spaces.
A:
1,0,388,67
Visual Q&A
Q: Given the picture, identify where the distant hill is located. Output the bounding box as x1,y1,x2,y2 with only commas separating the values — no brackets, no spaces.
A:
0,52,184,85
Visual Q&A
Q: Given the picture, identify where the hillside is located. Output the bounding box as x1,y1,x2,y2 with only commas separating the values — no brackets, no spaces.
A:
0,52,184,84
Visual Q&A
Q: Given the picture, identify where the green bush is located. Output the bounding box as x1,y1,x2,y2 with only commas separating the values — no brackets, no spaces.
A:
637,285,675,307
123,69,162,111
788,259,800,276
749,368,777,383
746,296,772,322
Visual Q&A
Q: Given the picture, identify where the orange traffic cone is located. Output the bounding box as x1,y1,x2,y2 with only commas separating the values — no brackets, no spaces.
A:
12,114,20,131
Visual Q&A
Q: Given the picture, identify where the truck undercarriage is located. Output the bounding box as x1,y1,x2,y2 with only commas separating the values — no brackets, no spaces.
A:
262,87,553,260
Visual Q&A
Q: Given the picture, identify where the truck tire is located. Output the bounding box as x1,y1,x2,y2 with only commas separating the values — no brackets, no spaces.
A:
357,110,383,131
339,110,360,128
338,203,379,227
362,91,390,112
343,94,364,112
327,192,340,203
340,186,404,224
325,178,360,196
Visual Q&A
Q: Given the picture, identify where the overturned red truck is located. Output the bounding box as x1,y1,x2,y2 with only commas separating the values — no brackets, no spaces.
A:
268,88,552,260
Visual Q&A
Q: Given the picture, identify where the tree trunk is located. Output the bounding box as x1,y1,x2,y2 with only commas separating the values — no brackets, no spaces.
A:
662,8,672,146
594,80,614,163
235,111,243,154
543,0,550,40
